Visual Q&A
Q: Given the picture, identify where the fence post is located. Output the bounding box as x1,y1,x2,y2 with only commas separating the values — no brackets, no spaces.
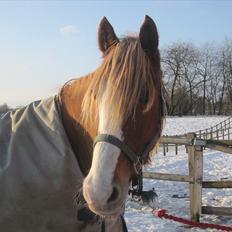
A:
187,133,203,222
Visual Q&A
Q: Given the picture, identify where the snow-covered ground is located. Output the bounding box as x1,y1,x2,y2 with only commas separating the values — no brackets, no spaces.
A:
125,116,232,232
162,116,229,136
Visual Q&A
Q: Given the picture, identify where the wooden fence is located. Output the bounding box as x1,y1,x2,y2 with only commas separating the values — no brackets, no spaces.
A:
143,132,232,222
161,117,232,156
195,117,232,140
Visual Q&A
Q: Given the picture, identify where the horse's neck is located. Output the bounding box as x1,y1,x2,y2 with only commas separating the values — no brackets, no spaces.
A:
60,76,96,176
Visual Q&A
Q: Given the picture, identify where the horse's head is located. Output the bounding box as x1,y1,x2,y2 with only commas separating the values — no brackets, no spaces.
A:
82,15,164,217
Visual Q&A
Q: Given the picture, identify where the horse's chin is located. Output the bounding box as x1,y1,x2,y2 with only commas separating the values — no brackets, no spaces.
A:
88,200,125,218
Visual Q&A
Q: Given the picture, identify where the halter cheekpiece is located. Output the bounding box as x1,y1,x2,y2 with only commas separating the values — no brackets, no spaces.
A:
94,132,161,174
94,134,143,174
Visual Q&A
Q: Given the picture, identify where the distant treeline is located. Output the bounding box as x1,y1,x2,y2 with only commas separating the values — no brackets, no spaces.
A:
162,39,232,116
1,39,232,116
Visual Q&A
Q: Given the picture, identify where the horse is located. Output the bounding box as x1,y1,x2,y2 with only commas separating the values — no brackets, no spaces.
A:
0,15,165,232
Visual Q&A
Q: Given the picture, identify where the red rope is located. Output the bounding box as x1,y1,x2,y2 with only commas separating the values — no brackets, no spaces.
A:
154,209,232,231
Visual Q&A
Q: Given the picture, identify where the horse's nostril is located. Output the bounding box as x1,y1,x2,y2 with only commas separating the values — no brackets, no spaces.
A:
107,186,119,204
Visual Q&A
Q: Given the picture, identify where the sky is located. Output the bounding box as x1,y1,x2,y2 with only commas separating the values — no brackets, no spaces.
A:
0,0,232,107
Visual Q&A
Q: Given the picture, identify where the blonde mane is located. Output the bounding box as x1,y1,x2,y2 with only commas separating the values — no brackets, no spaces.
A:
81,36,160,128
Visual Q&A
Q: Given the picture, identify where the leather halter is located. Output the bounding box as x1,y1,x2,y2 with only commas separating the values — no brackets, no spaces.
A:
94,131,161,174
94,134,142,174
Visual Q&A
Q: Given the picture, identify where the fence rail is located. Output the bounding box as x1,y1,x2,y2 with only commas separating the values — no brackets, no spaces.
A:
145,131,232,222
161,116,232,156
195,117,232,140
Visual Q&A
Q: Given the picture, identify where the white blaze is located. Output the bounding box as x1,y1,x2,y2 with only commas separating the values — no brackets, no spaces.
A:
84,89,123,204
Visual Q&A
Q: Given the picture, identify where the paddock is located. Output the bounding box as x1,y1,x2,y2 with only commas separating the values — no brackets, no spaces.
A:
144,132,232,221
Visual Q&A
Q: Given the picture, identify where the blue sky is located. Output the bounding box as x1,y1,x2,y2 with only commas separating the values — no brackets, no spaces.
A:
1,0,232,106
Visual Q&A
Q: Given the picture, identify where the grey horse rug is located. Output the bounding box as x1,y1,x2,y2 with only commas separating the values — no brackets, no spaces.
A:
0,96,126,232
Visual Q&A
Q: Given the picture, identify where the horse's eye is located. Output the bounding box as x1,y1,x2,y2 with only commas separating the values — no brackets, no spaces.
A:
140,91,149,104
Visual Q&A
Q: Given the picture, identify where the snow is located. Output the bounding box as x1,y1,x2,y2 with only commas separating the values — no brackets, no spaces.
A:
125,116,232,231
162,116,229,136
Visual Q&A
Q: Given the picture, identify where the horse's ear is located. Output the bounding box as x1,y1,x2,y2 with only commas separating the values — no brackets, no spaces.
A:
139,15,159,60
98,17,119,53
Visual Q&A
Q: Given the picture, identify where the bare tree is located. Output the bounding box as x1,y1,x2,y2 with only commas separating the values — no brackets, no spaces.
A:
222,39,232,114
198,43,216,114
162,43,183,115
161,39,232,116
162,42,202,115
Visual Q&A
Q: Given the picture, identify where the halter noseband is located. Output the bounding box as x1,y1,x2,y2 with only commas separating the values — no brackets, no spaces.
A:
93,131,161,174
94,134,142,174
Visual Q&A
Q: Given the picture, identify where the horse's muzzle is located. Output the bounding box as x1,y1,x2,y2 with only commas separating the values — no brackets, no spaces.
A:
83,181,125,217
